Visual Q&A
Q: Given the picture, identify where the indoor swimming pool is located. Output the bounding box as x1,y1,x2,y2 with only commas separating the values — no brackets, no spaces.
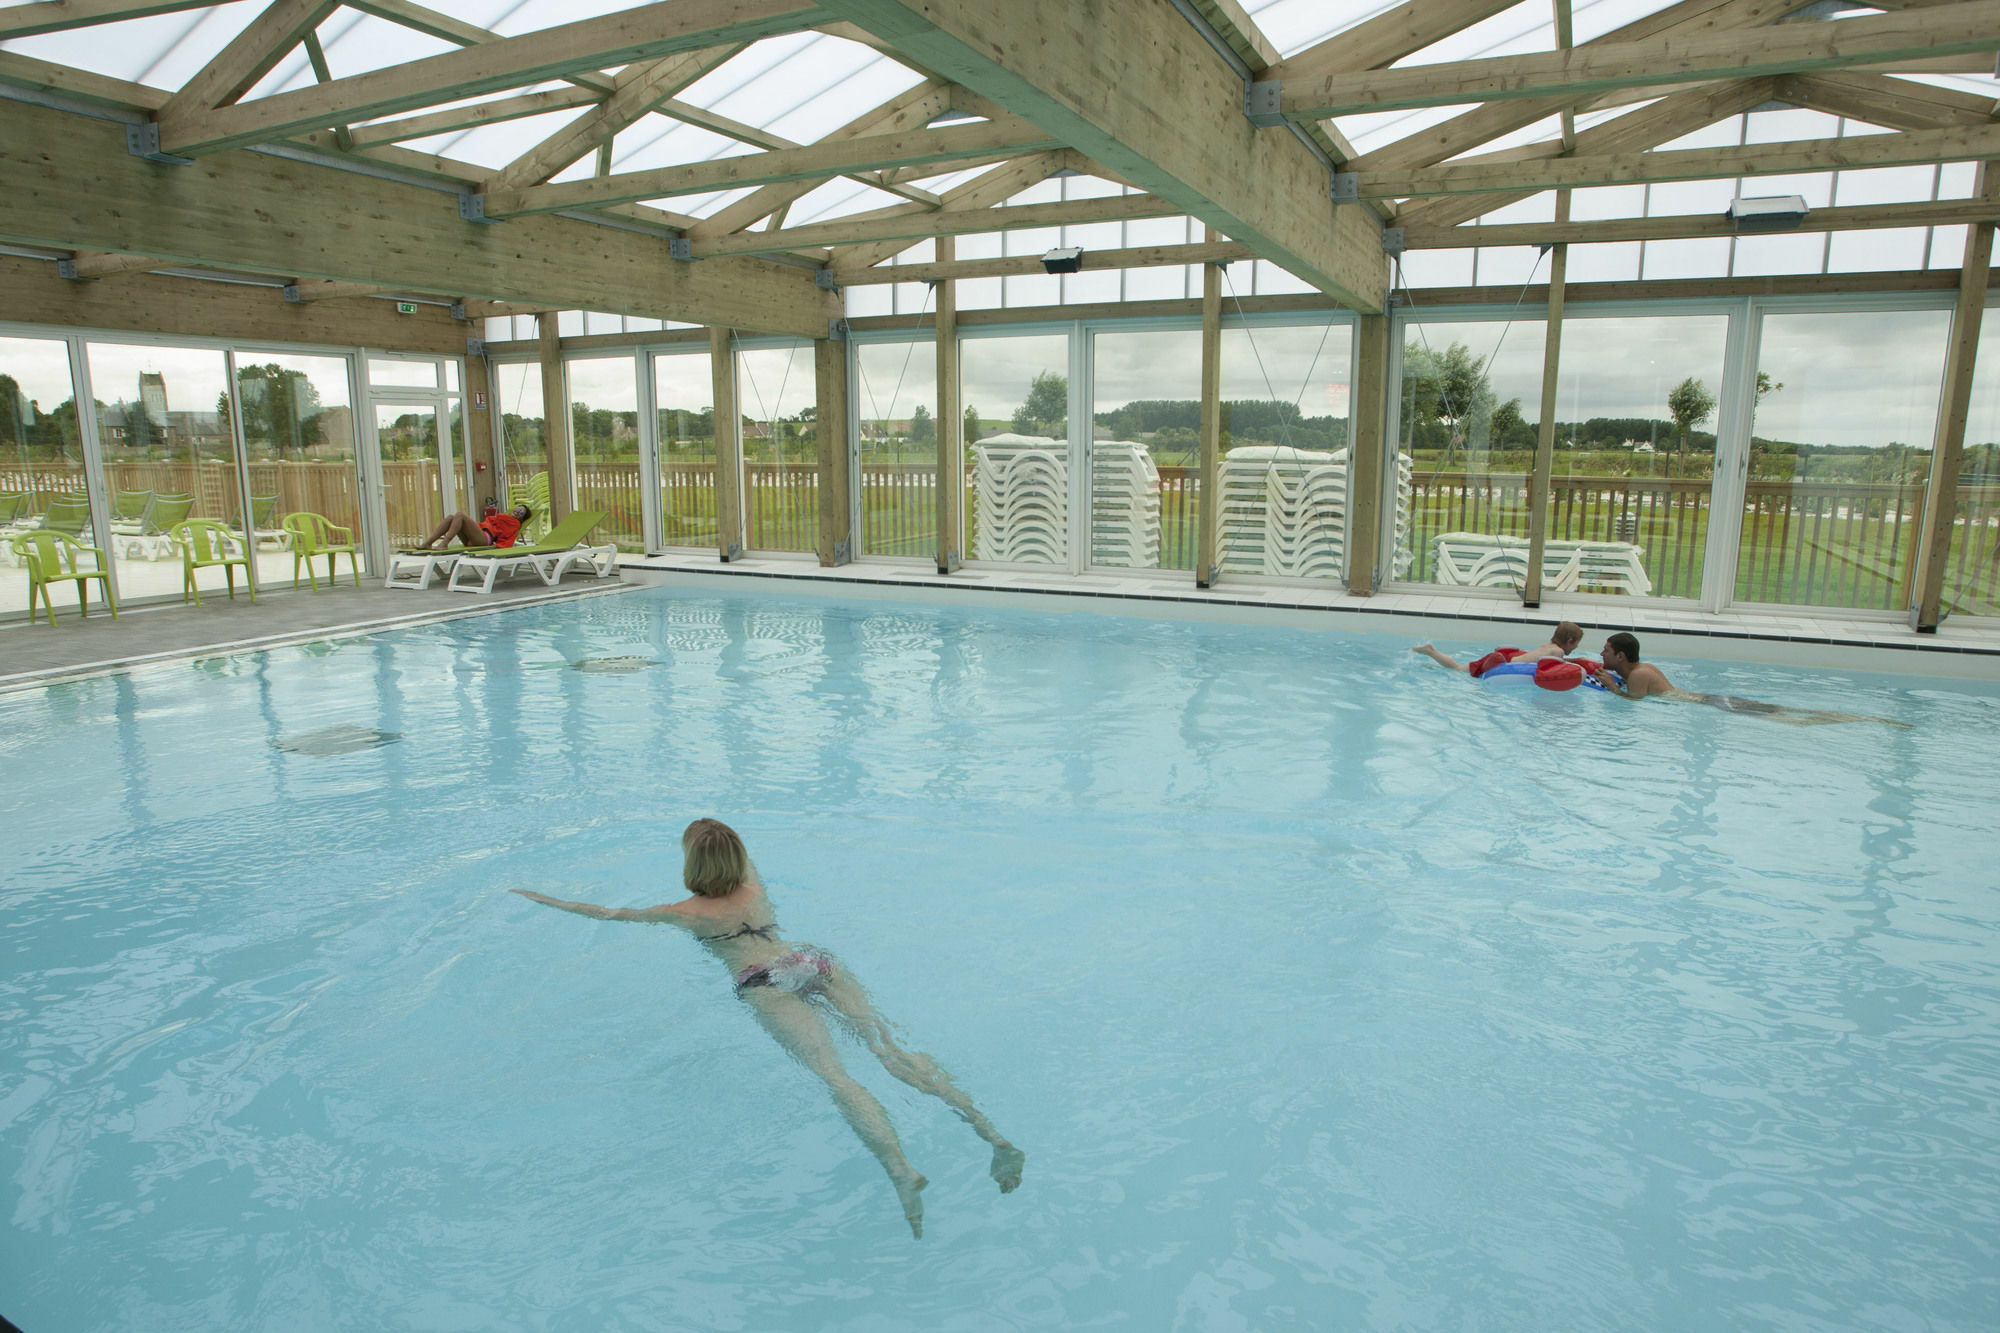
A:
2,588,1997,1331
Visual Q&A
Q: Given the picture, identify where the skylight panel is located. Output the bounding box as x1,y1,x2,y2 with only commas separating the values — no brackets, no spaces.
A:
762,51,920,144
677,31,826,110
486,0,662,37
424,108,603,170
597,118,755,179
1828,228,1927,272
1338,105,1481,156
782,177,908,225
0,2,257,89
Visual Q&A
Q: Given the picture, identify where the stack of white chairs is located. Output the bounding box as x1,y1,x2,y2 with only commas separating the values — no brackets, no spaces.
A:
1089,441,1161,569
1431,531,1652,595
1391,451,1416,579
973,433,1067,564
1219,445,1349,578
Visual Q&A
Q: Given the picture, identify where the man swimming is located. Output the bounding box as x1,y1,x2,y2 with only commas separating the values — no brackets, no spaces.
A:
1591,632,1906,726
1412,621,1583,675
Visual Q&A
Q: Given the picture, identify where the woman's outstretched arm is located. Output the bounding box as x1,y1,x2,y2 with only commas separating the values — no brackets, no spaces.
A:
511,890,681,923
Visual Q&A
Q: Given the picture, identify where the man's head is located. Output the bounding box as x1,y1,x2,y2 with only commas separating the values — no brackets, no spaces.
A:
1602,632,1641,670
1553,621,1583,653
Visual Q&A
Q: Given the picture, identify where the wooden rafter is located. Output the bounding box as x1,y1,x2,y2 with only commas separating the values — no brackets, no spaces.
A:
825,150,1072,269
1774,72,2000,131
1400,197,2000,248
832,239,1250,284
155,0,824,156
482,118,1061,219
695,191,1180,259
1267,0,1524,85
346,0,613,96
349,86,604,149
818,0,1383,308
159,0,335,124
1366,121,2000,200
489,45,745,191
1277,1,2000,119
66,250,169,279
0,0,209,39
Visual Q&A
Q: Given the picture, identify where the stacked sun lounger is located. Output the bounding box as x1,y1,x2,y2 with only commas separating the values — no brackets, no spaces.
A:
1431,531,1652,595
972,434,1068,565
1089,441,1161,569
1219,445,1348,578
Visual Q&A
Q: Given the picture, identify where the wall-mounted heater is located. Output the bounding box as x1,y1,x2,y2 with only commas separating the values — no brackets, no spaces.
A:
1727,196,1810,233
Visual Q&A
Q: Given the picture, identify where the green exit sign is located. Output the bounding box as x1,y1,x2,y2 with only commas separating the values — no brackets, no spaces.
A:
396,301,418,315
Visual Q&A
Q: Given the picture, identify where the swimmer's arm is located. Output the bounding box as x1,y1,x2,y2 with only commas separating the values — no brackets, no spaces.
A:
509,890,683,924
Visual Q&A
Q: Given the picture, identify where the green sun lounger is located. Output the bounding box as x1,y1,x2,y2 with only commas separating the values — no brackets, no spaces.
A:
444,510,617,594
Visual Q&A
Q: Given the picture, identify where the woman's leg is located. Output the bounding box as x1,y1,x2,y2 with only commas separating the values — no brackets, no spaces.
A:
744,989,927,1237
819,973,1024,1193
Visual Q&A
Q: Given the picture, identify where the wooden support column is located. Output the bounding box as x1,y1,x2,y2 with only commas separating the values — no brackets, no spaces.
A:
814,335,853,566
710,326,744,560
1523,196,1571,607
934,236,962,573
1913,160,1996,631
1196,234,1224,588
1346,313,1390,596
463,350,498,505
536,312,574,522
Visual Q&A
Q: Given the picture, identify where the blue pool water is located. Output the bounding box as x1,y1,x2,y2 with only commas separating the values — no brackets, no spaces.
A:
3,588,1998,1332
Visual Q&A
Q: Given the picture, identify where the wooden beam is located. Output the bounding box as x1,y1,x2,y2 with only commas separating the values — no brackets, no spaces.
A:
823,151,1069,269
1914,163,1996,629
464,353,497,499
489,45,744,191
1196,230,1222,587
0,47,168,111
1523,195,1569,606
155,0,823,156
160,0,334,125
710,327,745,560
0,98,837,337
1401,197,2000,248
817,0,1385,310
1774,72,2000,132
482,120,1061,219
834,240,1252,284
1347,314,1389,597
693,191,1183,258
1357,122,2000,198
287,280,403,302
0,0,209,39
537,313,574,524
814,337,853,566
934,234,961,573
1,253,463,352
349,86,604,149
66,249,166,279
685,82,951,243
1279,1,2000,119
1268,0,1524,84
346,0,614,95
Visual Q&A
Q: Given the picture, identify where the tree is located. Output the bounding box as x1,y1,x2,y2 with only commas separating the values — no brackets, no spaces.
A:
1491,397,1527,445
964,404,981,444
1009,370,1067,436
1755,370,1782,407
909,403,933,444
232,363,325,456
1666,377,1717,461
1401,340,1495,459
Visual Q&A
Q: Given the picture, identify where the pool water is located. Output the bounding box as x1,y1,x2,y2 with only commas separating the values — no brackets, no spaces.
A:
3,589,1997,1331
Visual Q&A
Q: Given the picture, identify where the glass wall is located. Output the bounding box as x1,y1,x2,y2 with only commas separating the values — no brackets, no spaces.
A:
1938,309,2000,618
1216,321,1355,581
1739,308,1951,609
960,331,1071,566
855,337,939,559
0,336,91,615
654,349,717,550
565,355,643,552
736,344,817,554
237,352,359,586
493,361,551,542
88,343,241,604
1090,329,1196,571
1544,313,1731,600
1395,316,1547,589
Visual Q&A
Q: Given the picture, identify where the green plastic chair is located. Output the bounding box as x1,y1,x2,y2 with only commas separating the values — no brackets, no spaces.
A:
11,530,116,626
281,511,361,590
125,493,194,559
36,494,93,538
508,472,552,544
172,518,254,605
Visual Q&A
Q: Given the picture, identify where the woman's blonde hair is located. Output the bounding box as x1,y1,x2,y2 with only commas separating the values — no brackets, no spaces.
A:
682,818,750,898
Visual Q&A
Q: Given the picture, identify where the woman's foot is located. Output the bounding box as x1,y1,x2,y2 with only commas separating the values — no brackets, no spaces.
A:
895,1170,928,1238
990,1143,1025,1193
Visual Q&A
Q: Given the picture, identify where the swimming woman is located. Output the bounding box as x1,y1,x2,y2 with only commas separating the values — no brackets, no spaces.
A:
512,818,1023,1238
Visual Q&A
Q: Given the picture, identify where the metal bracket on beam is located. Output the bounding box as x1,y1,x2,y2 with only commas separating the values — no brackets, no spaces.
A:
938,550,961,575
831,538,852,566
1243,80,1285,128
450,301,467,321
1381,227,1406,257
466,337,486,358
458,193,501,224
721,540,743,563
57,259,84,282
282,283,302,303
1331,173,1360,204
814,267,838,290
668,236,693,261
125,123,192,165
827,318,849,341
